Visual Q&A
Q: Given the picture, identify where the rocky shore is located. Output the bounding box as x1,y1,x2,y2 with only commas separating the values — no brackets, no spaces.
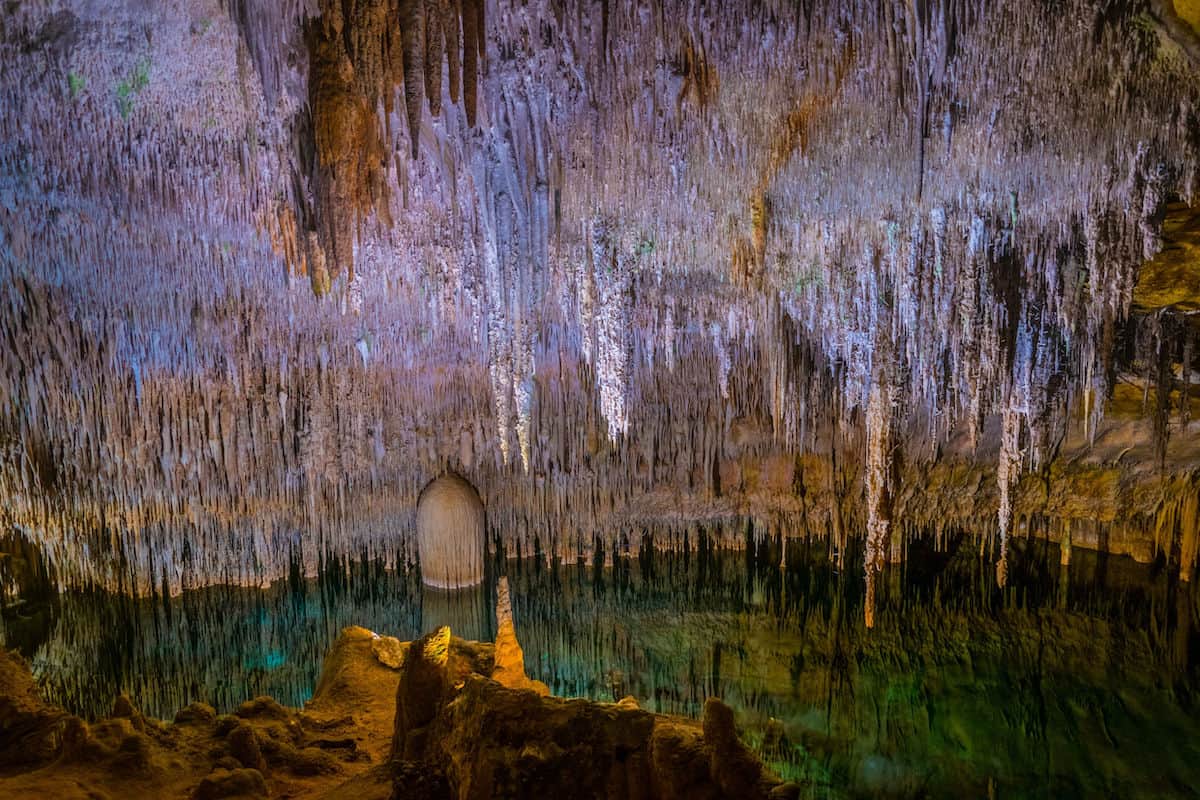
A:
0,584,794,799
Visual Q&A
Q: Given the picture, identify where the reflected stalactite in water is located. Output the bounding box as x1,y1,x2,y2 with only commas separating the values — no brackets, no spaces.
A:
2,524,1198,795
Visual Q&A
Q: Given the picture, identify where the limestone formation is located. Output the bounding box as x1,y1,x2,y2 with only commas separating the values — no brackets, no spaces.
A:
0,649,65,768
415,474,486,589
8,622,791,798
371,634,409,669
390,627,795,800
490,576,549,695
0,0,1197,632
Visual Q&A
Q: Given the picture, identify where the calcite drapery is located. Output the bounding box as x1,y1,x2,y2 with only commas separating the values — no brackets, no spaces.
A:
0,0,1197,604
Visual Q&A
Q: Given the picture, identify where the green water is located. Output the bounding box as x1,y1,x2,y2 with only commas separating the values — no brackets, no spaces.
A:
2,531,1198,799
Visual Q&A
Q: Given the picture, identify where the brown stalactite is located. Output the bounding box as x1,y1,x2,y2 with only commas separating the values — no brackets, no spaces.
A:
301,0,483,287
463,0,479,127
307,20,383,284
399,0,427,159
474,0,486,73
385,2,406,117
446,0,463,104
424,0,444,117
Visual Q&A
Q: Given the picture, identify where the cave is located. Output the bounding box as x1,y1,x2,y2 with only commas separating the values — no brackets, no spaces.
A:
1,0,1200,798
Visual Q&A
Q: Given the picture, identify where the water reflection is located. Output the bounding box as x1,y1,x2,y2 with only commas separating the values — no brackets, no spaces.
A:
3,531,1198,798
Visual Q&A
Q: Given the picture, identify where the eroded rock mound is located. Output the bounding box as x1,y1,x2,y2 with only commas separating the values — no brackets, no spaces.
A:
1,618,792,799
0,629,400,799
389,627,795,800
372,634,409,669
0,649,66,768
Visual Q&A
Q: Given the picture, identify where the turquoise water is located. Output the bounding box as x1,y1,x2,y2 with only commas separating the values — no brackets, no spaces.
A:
3,532,1198,798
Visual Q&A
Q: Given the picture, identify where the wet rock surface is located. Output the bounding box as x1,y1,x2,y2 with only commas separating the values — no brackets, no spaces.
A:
0,625,401,798
0,620,791,799
370,635,408,670
389,626,793,800
0,649,66,769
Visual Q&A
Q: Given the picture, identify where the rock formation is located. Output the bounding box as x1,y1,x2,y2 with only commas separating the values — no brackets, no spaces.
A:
415,473,486,589
0,0,1198,643
0,648,65,769
389,626,796,800
0,617,792,799
490,576,549,695
371,634,409,669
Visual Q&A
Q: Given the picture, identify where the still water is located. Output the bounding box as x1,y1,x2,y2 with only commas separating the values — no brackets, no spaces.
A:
3,531,1199,798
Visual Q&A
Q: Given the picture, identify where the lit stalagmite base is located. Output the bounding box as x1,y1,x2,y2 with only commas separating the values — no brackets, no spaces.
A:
415,474,485,589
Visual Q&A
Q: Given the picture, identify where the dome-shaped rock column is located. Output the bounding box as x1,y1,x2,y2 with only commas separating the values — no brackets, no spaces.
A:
415,474,485,589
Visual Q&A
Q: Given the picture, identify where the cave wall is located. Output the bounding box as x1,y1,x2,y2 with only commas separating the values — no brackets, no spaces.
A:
0,0,1198,599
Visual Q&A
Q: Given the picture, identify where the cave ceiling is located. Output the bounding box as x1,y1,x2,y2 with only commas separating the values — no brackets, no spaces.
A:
1,0,1199,617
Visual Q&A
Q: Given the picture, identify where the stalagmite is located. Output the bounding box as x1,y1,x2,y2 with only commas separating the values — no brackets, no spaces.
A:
491,576,549,694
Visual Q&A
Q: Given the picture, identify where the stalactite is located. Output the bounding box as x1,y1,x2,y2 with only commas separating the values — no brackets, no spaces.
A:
0,0,1196,602
462,0,480,127
591,218,632,443
424,0,445,117
303,0,485,279
445,0,463,105
399,0,427,159
863,370,893,629
995,404,1023,589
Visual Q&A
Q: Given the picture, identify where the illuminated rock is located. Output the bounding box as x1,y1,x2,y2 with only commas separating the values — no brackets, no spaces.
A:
416,475,485,589
490,577,549,696
388,626,793,800
371,634,408,670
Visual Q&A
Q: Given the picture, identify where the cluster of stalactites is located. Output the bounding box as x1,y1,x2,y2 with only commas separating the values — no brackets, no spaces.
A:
300,0,487,294
292,0,1194,501
588,218,634,444
483,223,536,473
777,159,1178,592
3,0,1200,600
